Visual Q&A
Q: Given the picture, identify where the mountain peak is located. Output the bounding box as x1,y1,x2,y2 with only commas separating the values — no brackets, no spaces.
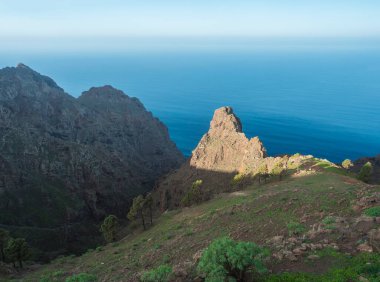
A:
80,85,130,100
0,64,63,100
190,106,267,172
16,63,31,69
210,106,242,133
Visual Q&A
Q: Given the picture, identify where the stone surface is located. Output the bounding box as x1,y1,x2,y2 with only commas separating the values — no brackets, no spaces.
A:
155,106,288,210
356,243,373,253
190,106,267,173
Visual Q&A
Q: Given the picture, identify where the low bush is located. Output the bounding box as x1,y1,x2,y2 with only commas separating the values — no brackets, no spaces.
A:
181,179,203,206
65,273,97,282
364,206,380,217
358,162,373,183
39,270,65,282
342,159,353,169
287,221,306,236
322,216,335,225
140,264,173,282
231,173,245,186
197,237,268,281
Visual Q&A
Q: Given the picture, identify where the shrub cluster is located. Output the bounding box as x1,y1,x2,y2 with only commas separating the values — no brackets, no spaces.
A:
140,264,173,282
197,237,268,281
181,179,203,207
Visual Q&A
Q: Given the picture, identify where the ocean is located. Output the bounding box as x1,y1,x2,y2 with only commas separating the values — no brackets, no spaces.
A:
1,47,380,162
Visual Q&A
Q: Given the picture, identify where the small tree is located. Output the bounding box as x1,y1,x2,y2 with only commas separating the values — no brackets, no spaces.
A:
100,215,118,243
342,159,353,169
145,193,154,226
128,195,147,230
257,163,269,184
197,237,268,282
5,238,29,268
0,228,10,262
181,179,203,207
358,162,373,183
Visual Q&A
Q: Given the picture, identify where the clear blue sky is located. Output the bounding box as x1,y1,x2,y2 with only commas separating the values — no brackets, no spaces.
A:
1,0,380,51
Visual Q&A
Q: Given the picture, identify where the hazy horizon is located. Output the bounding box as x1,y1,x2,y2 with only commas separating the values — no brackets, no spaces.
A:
1,0,380,52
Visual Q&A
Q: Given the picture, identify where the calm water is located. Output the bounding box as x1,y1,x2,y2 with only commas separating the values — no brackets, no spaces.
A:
1,49,380,162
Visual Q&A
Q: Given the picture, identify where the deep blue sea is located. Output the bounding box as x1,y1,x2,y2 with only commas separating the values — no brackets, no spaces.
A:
1,48,380,162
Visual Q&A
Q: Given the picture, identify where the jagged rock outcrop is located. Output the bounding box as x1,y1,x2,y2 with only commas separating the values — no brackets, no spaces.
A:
155,106,283,210
0,64,184,254
190,107,267,173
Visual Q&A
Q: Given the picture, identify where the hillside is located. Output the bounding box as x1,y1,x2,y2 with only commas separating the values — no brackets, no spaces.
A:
9,107,380,281
0,64,184,258
14,162,380,281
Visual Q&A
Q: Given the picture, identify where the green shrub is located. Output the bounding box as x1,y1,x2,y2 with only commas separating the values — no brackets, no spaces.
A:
358,162,373,183
140,264,173,282
197,237,268,281
231,173,244,186
322,216,336,230
100,215,118,242
364,206,380,217
342,159,353,169
39,270,65,282
181,179,203,207
271,162,286,180
287,221,306,236
65,273,97,282
322,216,335,225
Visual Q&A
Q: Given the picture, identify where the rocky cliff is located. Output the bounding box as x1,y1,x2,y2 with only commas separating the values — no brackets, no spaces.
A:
155,106,290,210
190,107,267,172
0,64,184,255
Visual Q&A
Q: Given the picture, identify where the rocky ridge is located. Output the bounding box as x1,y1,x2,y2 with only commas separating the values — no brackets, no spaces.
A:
190,106,267,172
155,106,293,210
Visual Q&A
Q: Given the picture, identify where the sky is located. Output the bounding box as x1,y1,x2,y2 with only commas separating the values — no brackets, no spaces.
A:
1,0,380,52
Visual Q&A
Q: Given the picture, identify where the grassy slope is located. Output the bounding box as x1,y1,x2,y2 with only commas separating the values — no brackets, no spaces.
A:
9,161,380,281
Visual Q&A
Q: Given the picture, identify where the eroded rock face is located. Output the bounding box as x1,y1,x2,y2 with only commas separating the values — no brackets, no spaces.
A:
0,64,184,253
155,106,273,210
190,107,267,173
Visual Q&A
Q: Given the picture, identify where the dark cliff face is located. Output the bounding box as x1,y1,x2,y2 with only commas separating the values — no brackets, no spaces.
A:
0,64,184,254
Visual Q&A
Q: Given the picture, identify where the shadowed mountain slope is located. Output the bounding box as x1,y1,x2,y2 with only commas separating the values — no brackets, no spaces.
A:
0,64,184,256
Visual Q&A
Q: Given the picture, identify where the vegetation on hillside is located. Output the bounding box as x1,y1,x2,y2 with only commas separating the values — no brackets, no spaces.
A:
127,194,154,230
358,161,373,183
181,179,203,207
1,156,379,281
100,215,119,243
197,237,268,281
342,159,353,169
